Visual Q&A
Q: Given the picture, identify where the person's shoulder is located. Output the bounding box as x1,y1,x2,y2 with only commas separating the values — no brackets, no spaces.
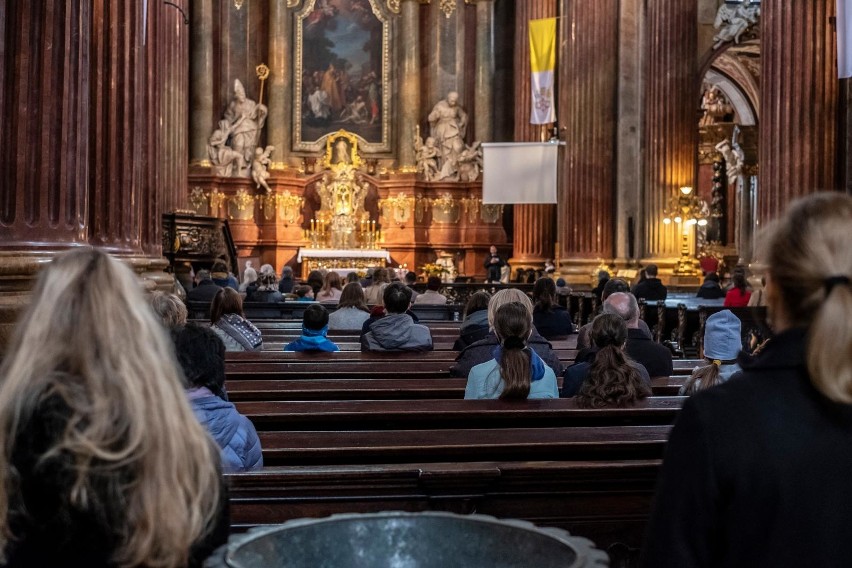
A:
469,358,498,378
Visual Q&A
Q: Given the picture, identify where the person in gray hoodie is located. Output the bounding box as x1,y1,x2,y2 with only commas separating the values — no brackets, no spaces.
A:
361,282,434,352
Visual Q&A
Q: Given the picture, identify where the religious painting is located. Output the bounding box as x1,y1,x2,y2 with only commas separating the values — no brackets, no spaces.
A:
294,0,391,153
324,129,363,170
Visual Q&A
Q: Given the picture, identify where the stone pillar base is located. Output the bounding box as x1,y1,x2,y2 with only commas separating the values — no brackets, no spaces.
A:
557,258,616,288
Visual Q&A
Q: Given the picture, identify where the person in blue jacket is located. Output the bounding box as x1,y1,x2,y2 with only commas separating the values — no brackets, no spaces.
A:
173,323,263,472
284,304,340,352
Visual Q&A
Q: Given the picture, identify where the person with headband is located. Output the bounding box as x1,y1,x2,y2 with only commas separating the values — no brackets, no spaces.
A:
464,301,558,400
0,249,226,567
642,192,852,567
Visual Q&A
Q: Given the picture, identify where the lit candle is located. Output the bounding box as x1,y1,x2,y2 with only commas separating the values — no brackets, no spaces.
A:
311,219,315,231
371,220,376,232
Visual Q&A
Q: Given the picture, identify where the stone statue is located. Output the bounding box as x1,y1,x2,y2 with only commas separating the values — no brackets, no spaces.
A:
713,0,760,49
207,119,245,177
251,145,275,193
457,141,483,182
414,130,439,181
715,126,745,181
223,79,268,167
700,84,733,126
428,91,469,181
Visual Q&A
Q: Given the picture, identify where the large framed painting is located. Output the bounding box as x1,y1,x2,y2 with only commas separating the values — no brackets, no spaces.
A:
294,0,391,153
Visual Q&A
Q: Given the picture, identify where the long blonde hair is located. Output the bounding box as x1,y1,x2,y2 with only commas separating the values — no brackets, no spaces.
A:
764,192,852,403
0,249,222,567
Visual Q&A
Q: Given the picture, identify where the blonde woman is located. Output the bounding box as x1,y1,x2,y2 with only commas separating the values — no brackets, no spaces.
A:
642,193,852,567
0,249,225,567
450,288,563,378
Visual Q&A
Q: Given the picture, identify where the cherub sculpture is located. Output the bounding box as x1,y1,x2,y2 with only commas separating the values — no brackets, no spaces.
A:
251,145,275,193
457,141,483,183
415,134,440,181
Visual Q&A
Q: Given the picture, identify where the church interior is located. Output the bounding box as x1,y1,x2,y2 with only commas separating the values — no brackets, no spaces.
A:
1,0,851,565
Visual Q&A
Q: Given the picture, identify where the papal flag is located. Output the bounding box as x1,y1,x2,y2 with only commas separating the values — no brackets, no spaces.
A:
839,0,852,77
529,17,557,124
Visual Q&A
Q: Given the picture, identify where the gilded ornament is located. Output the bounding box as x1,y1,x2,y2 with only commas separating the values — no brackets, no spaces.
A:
386,0,400,13
381,192,414,226
234,0,244,9
209,189,227,215
431,192,460,224
189,187,209,215
481,204,503,224
228,189,256,220
439,0,456,17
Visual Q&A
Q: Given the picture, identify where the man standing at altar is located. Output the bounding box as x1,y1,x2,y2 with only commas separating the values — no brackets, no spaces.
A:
484,246,506,283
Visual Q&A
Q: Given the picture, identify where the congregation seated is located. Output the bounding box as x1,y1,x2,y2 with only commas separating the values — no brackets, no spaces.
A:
328,282,371,330
284,304,340,352
679,309,742,395
577,278,652,349
413,276,449,305
0,249,226,567
464,302,559,400
316,271,343,303
294,284,315,301
185,268,222,303
591,270,610,305
210,259,239,291
696,271,725,299
723,266,752,307
604,292,673,377
148,290,188,329
249,272,284,303
404,270,420,302
278,265,295,294
238,262,258,294
632,263,667,301
452,290,491,350
306,269,325,298
210,287,263,352
173,323,263,472
531,277,574,339
561,314,651,398
642,192,852,566
451,288,563,378
364,267,391,305
361,283,433,352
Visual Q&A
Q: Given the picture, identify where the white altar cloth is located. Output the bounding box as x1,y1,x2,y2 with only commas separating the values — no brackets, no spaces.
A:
297,248,391,263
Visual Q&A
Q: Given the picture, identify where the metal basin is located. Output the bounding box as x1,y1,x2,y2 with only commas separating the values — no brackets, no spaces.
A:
205,511,608,568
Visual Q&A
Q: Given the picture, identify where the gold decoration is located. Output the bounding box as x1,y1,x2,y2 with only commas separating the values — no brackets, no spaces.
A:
381,192,415,226
481,204,503,224
256,63,270,106
439,0,456,17
276,191,303,226
287,0,300,6
209,189,227,216
189,187,209,215
415,194,429,223
324,130,363,172
234,0,244,9
431,192,460,224
228,189,256,220
461,197,480,224
386,0,400,13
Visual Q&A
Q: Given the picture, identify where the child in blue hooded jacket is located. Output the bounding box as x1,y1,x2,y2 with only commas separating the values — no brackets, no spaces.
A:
285,304,340,352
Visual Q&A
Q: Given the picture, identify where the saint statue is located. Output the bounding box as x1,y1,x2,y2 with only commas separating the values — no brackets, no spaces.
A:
428,91,468,181
223,79,268,166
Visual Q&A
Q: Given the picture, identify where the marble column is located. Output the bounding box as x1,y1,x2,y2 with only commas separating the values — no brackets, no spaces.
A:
474,0,495,143
189,0,214,166
267,0,292,169
397,0,420,169
758,0,840,225
511,0,556,270
557,0,618,280
642,0,698,261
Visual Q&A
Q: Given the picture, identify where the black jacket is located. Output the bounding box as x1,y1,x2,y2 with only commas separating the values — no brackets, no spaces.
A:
641,328,852,567
632,278,668,301
450,330,563,378
532,305,575,340
186,279,223,303
696,281,725,299
625,327,673,377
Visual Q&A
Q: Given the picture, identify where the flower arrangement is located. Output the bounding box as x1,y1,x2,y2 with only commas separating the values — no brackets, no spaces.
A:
421,263,450,277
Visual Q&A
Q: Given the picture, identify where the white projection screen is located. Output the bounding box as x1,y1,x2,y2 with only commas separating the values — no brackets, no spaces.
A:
481,142,562,204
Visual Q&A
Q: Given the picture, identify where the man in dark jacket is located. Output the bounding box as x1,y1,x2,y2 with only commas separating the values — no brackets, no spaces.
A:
696,271,726,299
605,292,673,377
185,269,223,303
483,245,506,283
361,283,433,352
632,263,668,301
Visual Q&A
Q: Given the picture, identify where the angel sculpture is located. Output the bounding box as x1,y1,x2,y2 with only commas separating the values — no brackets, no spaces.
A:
713,0,760,49
251,145,275,193
457,141,483,183
414,130,440,182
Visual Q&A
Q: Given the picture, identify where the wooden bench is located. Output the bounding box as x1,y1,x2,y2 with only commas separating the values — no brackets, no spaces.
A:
257,424,672,466
225,376,686,401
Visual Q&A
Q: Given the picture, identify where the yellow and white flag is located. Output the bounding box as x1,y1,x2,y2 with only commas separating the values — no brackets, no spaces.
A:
529,17,557,124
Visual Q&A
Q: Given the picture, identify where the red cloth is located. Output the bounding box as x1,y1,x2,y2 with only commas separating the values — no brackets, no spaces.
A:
724,288,751,307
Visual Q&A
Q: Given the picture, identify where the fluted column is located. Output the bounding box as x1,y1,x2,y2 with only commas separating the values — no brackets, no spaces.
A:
758,0,840,224
189,0,214,166
557,0,618,273
267,0,292,169
397,0,420,169
474,0,495,143
511,0,556,270
642,0,698,260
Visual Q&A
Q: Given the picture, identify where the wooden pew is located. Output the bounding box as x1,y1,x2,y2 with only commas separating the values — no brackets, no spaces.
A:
257,424,672,466
225,376,686,401
236,397,684,431
227,459,662,556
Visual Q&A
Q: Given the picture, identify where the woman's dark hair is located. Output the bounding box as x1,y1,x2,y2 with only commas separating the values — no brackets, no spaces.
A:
211,260,229,274
464,291,491,318
345,272,360,284
533,277,557,312
427,276,442,291
303,304,329,331
295,285,313,298
172,323,227,400
339,282,370,312
210,287,244,323
732,267,748,293
493,302,533,401
307,270,325,296
382,282,412,314
372,267,391,284
576,314,651,408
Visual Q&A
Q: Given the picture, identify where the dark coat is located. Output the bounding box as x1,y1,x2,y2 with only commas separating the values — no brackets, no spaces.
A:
186,279,223,303
632,278,668,301
641,328,852,567
532,305,575,340
450,330,563,378
452,309,490,351
278,276,294,294
625,327,673,377
483,254,506,282
696,281,725,299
